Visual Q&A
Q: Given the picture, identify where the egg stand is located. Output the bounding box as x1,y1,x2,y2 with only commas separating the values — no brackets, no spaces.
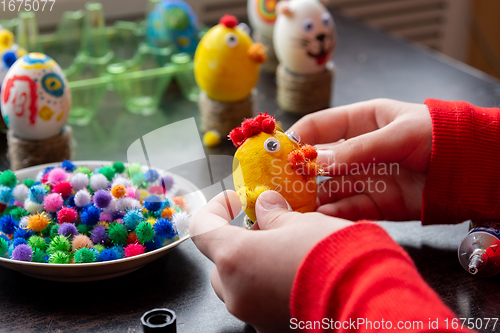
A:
276,61,334,115
7,126,73,171
252,31,279,73
199,90,255,136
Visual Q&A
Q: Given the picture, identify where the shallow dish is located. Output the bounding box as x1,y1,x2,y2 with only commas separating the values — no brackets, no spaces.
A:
0,161,206,282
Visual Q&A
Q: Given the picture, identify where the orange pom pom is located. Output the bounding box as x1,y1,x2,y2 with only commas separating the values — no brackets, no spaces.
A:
288,150,305,167
161,207,175,219
302,145,318,160
27,213,50,232
111,185,126,198
173,196,186,210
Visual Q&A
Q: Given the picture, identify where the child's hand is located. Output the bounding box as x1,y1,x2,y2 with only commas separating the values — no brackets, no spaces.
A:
190,190,351,333
289,99,432,221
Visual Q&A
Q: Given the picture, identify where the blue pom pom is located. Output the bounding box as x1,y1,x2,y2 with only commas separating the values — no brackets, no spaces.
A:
144,195,162,212
161,199,173,209
0,234,9,242
144,236,163,252
0,215,18,234
66,195,76,208
61,160,76,171
29,185,46,204
13,228,34,240
80,205,101,226
99,249,117,262
0,185,13,204
123,209,144,230
42,167,54,176
112,245,124,259
2,51,17,68
154,218,177,239
144,170,159,182
12,237,27,248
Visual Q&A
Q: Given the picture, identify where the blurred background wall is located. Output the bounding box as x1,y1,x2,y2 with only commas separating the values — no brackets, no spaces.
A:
1,0,499,79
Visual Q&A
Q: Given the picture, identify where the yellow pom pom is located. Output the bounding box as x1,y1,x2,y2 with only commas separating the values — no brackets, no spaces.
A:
203,131,221,147
97,221,109,229
146,217,157,226
27,213,50,232
138,189,150,203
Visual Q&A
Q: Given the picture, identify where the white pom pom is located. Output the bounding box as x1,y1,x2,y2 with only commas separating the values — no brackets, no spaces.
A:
35,170,44,182
25,200,43,213
172,211,191,236
103,199,118,213
12,184,29,202
19,216,29,229
71,173,89,191
74,189,91,207
112,176,132,188
90,174,108,191
130,199,142,210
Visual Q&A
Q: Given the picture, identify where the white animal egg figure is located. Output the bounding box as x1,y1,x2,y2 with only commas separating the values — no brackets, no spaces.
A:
0,53,71,140
273,0,336,75
247,0,280,39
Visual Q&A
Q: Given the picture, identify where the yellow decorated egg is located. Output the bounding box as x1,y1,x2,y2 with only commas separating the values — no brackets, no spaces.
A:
0,53,71,140
194,15,266,102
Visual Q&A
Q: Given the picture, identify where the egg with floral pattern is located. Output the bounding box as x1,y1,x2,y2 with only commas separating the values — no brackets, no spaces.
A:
0,53,71,140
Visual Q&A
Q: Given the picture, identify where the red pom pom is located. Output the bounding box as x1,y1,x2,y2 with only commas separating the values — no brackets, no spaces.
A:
261,118,275,134
229,127,246,147
52,181,73,198
302,145,318,160
288,150,306,166
41,173,49,184
219,14,238,28
0,203,6,214
241,118,261,137
57,207,77,223
127,231,138,244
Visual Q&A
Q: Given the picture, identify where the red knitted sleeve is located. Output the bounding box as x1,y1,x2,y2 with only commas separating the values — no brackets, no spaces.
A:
422,99,500,225
290,223,472,333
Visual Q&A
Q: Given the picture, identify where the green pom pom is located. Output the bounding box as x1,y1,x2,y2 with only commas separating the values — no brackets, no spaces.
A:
9,207,28,221
50,224,60,238
112,161,125,174
74,248,97,263
41,223,53,237
127,163,143,178
0,170,17,188
132,173,146,187
49,251,70,264
75,166,91,177
94,244,105,253
77,224,90,236
0,238,8,257
32,248,46,262
22,179,35,188
28,235,47,251
108,223,128,245
42,183,51,193
135,222,155,243
99,166,116,181
48,235,71,253
2,205,16,216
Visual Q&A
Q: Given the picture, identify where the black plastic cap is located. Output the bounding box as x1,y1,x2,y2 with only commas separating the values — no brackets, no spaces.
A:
141,308,177,333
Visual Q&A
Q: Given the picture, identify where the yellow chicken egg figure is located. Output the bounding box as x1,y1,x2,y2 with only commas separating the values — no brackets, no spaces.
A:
230,113,320,225
194,15,267,102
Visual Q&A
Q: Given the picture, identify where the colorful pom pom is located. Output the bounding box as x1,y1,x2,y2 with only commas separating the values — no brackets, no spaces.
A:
99,166,116,182
0,185,13,205
0,237,8,257
12,184,29,202
172,211,190,236
90,225,107,244
219,14,238,28
161,207,175,219
70,173,89,192
49,235,71,254
111,185,126,199
72,234,94,251
112,161,125,174
52,181,72,198
9,206,28,221
81,205,101,226
58,223,78,239
123,209,144,230
29,185,46,204
93,190,112,209
124,243,145,257
48,251,70,264
22,179,35,188
108,223,128,245
25,200,43,213
241,118,261,137
229,127,246,147
32,248,45,262
144,195,162,212
144,170,159,183
28,235,47,251
99,249,117,262
74,248,96,263
288,150,306,167
12,237,27,248
127,231,138,244
0,170,17,188
0,215,18,234
154,218,177,239
57,207,77,224
62,160,76,171
90,174,108,191
43,193,64,212
135,222,155,243
11,244,32,261
13,228,33,239
74,190,91,207
47,168,68,185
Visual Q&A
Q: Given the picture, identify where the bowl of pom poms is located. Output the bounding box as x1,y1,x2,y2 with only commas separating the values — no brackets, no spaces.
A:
0,160,206,282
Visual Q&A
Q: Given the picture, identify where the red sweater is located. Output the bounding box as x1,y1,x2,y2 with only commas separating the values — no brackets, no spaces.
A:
290,100,500,332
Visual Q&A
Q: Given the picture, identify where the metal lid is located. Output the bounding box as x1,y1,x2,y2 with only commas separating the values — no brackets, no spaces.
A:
141,308,177,333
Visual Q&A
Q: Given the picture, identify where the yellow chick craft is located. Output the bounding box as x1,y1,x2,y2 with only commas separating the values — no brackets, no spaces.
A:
230,113,320,224
194,15,267,102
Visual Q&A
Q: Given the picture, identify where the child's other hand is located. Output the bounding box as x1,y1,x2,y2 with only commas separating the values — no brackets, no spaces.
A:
289,99,432,221
190,190,351,333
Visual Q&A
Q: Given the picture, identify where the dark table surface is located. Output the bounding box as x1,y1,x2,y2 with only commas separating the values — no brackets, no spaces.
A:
1,12,500,333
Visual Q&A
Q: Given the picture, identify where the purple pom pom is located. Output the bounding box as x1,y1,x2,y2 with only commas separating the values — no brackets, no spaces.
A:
93,190,112,209
111,211,125,221
58,223,78,239
90,225,107,244
161,176,174,192
11,244,32,261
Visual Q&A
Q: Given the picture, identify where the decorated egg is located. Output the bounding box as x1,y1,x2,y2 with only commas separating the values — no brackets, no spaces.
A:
273,0,336,75
147,0,200,54
194,15,266,102
247,0,281,39
1,53,71,140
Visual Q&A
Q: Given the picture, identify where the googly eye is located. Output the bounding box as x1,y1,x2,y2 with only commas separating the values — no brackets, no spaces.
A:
321,12,332,27
264,137,281,153
285,131,301,143
238,22,251,35
302,18,314,32
226,33,239,48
